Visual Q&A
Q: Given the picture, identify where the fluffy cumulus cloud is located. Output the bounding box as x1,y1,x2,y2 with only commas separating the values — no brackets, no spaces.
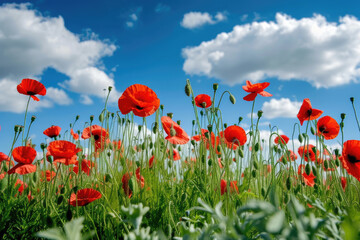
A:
183,13,360,88
261,98,302,119
0,3,119,113
181,11,227,29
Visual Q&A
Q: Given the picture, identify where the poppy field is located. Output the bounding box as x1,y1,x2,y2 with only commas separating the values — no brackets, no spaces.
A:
1,78,360,239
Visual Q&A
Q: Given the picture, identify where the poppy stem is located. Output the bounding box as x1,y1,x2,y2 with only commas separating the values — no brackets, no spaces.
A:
350,98,360,134
22,96,31,145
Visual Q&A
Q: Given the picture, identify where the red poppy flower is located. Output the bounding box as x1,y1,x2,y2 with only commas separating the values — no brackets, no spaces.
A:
70,129,79,140
0,152,10,162
161,116,189,145
118,84,160,117
17,78,46,101
167,149,180,161
12,146,37,164
15,179,28,195
8,163,36,175
192,129,216,149
149,156,155,168
47,140,82,165
298,144,319,162
220,179,239,195
340,140,360,181
122,172,133,198
194,94,212,108
82,125,109,152
341,177,347,191
317,116,339,140
279,150,297,162
298,165,316,187
0,173,6,180
69,188,102,207
218,158,224,168
297,98,323,126
136,167,145,189
73,159,92,176
274,135,289,145
43,125,61,138
242,80,272,101
223,125,247,149
41,170,56,182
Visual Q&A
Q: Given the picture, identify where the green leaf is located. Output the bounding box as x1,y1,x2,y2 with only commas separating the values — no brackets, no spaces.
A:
266,211,285,233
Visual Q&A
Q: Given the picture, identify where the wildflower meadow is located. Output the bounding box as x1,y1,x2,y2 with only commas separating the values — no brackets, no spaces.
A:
0,77,359,239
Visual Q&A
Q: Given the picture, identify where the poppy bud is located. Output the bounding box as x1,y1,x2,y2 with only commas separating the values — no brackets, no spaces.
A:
224,123,227,128
310,126,315,135
238,117,243,124
213,83,218,91
341,113,346,120
66,208,72,221
149,142,153,149
47,155,53,164
350,97,355,103
253,160,258,170
208,159,212,166
282,156,288,165
217,145,221,153
286,177,291,190
105,173,111,182
261,187,265,197
257,110,263,118
76,115,80,121
167,113,173,119
312,166,318,177
337,192,343,202
108,86,112,92
160,105,164,110
200,110,204,116
238,148,244,158
107,151,111,157
14,125,20,133
298,134,303,143
305,163,311,176
191,140,195,146
185,84,191,97
99,112,104,123
31,115,36,122
177,120,181,125
40,143,47,151
192,120,195,126
229,94,236,104
254,143,260,152
252,169,257,177
168,160,172,168
207,124,213,133
90,115,94,122
138,125,142,132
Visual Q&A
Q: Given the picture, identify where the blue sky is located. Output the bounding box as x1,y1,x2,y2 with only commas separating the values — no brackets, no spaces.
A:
0,0,360,153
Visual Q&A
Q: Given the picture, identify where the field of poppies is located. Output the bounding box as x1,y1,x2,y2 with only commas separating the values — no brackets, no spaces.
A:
1,78,360,239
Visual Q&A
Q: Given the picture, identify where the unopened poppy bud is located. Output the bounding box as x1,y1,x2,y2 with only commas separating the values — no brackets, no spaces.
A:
191,140,195,146
111,112,115,118
253,160,258,169
310,126,315,135
105,173,111,182
70,123,72,128
142,143,146,150
335,159,340,167
14,125,20,133
160,104,164,110
31,115,36,122
208,159,212,166
200,110,204,116
192,120,195,126
254,142,260,152
257,110,263,118
99,112,104,123
252,169,257,177
238,148,244,158
204,131,210,139
107,152,111,157
90,115,94,122
229,94,236,104
177,120,181,125
323,160,329,170
261,187,265,197
76,115,80,121
40,143,47,151
138,125,142,132
213,83,219,91
185,84,191,97
207,124,213,133
286,177,291,190
334,149,340,157
224,123,227,128
341,113,346,120
167,113,173,119
298,134,303,143
152,126,157,134
350,97,355,103
108,86,112,92
282,156,288,165
217,145,221,153
312,166,318,176
238,117,243,124
47,155,53,164
305,163,311,175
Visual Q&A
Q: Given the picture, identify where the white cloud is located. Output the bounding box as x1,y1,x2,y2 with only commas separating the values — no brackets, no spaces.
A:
130,13,138,21
126,21,134,28
155,3,170,13
181,11,226,29
46,87,72,105
261,98,302,119
183,13,360,88
79,94,93,105
0,3,118,112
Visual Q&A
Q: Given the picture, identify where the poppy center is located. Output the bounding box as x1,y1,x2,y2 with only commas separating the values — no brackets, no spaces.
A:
27,91,36,95
307,109,312,116
94,135,100,141
319,126,328,133
136,105,144,110
348,154,360,163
